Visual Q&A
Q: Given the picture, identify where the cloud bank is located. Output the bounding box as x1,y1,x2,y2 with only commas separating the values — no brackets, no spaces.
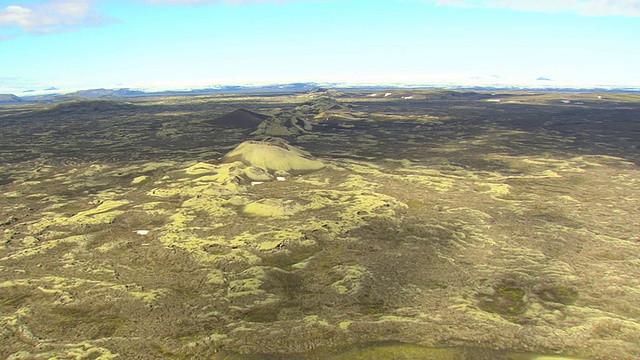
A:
429,0,640,17
0,0,116,35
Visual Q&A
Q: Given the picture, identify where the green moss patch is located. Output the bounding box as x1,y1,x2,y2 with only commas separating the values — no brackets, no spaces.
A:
476,285,528,319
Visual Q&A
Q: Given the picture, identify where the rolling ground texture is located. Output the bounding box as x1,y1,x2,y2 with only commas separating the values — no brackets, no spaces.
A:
0,90,639,359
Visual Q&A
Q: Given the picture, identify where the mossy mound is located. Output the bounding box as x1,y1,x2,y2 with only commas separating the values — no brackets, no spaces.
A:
242,199,301,217
242,166,274,181
221,139,324,174
251,116,311,136
306,96,345,112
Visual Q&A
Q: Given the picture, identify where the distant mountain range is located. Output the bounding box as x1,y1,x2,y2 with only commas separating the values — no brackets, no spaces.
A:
15,84,332,102
8,81,640,103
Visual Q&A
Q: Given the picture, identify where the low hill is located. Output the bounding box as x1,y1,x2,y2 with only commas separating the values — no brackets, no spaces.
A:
71,88,145,98
0,94,23,104
221,139,324,174
207,109,271,128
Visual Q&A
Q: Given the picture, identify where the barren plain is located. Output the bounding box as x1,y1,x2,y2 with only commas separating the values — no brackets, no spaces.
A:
1,90,639,359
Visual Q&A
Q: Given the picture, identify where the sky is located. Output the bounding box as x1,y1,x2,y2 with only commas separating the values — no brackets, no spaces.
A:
1,0,639,94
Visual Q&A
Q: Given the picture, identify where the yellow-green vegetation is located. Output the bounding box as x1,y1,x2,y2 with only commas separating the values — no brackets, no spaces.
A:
131,175,148,184
243,199,302,217
221,140,325,173
242,166,274,181
306,342,586,360
7,344,119,360
476,285,528,319
1,234,89,261
331,265,369,295
70,200,129,224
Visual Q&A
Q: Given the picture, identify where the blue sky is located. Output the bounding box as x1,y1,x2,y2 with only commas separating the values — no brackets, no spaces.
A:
1,0,639,94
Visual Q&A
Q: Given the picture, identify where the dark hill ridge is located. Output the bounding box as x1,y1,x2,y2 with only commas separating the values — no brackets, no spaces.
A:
48,99,137,113
207,109,271,128
0,94,23,103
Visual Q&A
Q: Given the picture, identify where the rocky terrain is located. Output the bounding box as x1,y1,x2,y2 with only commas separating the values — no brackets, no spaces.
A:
1,90,639,359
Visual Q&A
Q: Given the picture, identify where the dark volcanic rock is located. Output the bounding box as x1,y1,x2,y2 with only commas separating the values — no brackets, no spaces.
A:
48,99,136,113
207,109,271,129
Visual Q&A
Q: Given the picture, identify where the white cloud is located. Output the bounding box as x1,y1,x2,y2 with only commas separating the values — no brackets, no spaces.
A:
429,0,640,16
0,0,320,38
0,0,117,34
